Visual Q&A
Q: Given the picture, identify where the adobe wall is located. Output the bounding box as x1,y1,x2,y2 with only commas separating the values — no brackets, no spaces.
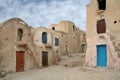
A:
49,30,61,62
85,34,120,68
0,18,86,72
86,0,120,39
54,31,67,55
86,0,120,69
49,21,86,55
0,18,37,72
32,27,57,66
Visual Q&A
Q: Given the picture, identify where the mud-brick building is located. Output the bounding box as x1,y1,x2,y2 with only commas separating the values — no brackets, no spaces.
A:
49,20,86,55
32,27,60,67
0,18,39,72
85,0,120,68
0,18,86,73
49,30,61,62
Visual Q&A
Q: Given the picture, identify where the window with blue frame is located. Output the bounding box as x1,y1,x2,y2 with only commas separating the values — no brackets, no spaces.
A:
42,32,47,44
55,38,59,46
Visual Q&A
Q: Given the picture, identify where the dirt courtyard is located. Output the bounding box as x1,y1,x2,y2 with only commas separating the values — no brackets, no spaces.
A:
1,53,120,80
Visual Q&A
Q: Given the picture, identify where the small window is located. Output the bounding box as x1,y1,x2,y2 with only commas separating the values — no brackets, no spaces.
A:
28,34,30,36
114,21,117,24
42,32,47,44
97,0,106,10
73,25,75,31
55,38,59,46
52,27,55,30
17,29,23,41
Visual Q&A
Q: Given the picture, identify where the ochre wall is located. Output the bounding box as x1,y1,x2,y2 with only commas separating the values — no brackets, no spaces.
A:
0,18,37,72
85,0,120,69
49,21,86,55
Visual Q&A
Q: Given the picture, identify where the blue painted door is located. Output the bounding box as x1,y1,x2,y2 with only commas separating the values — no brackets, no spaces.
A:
97,45,107,67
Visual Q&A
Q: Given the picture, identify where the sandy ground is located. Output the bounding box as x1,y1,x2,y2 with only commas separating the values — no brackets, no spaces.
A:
1,53,120,80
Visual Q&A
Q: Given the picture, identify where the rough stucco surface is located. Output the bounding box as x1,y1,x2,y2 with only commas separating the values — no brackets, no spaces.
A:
32,27,60,66
85,34,120,68
86,0,120,69
49,21,86,55
0,18,86,73
0,18,38,72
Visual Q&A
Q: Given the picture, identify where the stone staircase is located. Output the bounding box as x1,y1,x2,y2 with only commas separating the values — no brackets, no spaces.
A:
25,44,41,68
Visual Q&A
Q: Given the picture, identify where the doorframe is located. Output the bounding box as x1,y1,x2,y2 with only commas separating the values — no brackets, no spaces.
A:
42,51,48,67
96,45,107,67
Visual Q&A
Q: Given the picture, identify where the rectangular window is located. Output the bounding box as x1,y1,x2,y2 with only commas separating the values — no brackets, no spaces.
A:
97,0,106,10
55,38,59,46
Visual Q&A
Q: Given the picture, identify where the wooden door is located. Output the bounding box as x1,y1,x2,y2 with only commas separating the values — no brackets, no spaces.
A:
97,45,107,67
16,51,24,72
42,51,48,67
97,19,106,34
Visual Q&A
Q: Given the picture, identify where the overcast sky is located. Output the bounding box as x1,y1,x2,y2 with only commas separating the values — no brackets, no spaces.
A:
0,0,90,31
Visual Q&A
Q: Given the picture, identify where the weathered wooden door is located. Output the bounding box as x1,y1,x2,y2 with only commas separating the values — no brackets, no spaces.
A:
97,45,107,67
42,51,48,67
16,51,24,72
97,19,106,34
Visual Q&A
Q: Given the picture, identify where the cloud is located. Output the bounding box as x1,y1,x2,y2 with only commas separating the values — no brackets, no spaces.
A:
0,0,90,31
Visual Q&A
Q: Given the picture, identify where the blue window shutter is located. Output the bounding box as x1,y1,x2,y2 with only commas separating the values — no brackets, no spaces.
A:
42,32,47,44
55,38,59,46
